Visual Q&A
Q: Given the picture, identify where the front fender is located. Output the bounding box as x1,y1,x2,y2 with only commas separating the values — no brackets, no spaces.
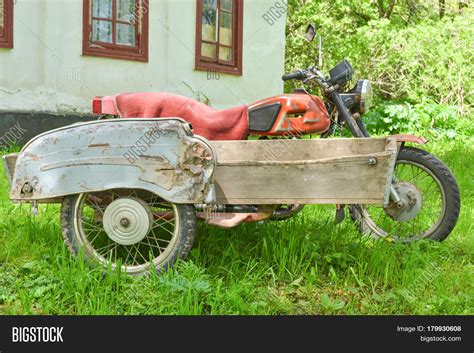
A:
389,134,428,145
10,119,216,204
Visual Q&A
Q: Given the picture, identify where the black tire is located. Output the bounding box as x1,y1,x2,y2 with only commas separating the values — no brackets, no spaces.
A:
61,191,196,276
350,146,460,242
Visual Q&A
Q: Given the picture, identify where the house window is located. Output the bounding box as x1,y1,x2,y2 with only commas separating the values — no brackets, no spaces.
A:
195,0,243,75
83,0,149,62
0,0,13,49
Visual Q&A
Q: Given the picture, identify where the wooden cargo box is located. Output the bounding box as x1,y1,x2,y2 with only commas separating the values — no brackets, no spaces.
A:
211,138,397,205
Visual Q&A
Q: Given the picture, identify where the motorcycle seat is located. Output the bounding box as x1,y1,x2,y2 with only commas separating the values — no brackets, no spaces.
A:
93,92,249,141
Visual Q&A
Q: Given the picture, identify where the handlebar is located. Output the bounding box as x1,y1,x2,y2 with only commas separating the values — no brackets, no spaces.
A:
282,70,306,82
282,67,330,92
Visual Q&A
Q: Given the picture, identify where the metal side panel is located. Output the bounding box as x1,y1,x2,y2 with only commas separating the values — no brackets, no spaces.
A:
10,119,216,204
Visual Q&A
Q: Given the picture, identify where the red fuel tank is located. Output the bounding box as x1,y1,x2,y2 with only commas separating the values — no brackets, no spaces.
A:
248,94,331,136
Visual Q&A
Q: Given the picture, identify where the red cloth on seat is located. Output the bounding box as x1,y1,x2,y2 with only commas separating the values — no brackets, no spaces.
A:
114,92,249,141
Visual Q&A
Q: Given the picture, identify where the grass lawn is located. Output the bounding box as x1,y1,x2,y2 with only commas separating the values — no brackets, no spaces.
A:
0,138,472,315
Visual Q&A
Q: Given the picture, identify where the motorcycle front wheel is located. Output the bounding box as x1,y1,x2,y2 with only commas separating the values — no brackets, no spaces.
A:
350,147,460,242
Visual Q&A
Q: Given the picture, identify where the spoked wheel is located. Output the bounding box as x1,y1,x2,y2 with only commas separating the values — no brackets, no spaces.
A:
350,147,460,242
61,189,196,276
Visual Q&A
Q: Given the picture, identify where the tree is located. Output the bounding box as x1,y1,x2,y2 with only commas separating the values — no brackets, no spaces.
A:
377,0,398,19
439,0,446,18
459,0,468,12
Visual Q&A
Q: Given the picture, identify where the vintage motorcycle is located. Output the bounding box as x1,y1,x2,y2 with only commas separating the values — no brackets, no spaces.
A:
2,25,460,276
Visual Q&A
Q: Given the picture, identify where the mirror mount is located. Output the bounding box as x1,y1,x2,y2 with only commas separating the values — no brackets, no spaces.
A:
305,23,323,69
318,35,323,69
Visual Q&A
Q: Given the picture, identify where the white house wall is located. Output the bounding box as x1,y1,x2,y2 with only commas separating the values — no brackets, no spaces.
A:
0,0,288,113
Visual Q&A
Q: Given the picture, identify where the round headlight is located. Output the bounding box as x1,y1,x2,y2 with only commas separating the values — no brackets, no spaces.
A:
360,79,373,113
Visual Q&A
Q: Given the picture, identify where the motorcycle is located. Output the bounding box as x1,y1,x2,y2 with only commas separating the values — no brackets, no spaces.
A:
2,25,460,276
251,24,461,242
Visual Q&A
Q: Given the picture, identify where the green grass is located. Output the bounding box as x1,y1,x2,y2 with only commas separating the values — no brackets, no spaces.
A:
0,139,472,315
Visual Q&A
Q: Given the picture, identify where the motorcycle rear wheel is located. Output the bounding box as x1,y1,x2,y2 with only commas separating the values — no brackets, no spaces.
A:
350,147,460,242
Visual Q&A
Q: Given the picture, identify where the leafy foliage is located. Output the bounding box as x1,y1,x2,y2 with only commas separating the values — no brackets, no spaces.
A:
284,0,473,134
364,99,473,138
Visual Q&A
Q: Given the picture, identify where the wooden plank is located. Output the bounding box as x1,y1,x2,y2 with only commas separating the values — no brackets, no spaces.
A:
212,138,396,205
211,138,388,163
383,138,399,205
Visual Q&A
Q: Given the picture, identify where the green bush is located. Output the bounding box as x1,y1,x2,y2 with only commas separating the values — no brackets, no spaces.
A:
285,1,473,118
363,100,473,138
354,13,473,115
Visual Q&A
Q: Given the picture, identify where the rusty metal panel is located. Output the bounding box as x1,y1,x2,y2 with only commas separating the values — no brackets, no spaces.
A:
9,119,216,204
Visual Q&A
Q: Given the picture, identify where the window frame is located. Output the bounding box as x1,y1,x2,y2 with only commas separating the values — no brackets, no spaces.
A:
82,0,149,62
195,0,243,76
0,0,14,49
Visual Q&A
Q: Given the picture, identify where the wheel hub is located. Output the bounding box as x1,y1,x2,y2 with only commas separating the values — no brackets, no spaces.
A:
103,197,152,245
385,182,423,222
120,218,130,228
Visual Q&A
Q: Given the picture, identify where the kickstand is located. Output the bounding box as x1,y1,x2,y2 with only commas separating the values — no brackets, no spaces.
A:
335,205,345,224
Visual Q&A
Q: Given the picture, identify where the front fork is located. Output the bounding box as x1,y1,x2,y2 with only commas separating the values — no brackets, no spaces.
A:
330,92,404,206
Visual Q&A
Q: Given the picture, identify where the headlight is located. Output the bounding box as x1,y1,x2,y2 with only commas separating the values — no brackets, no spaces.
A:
359,79,373,113
340,79,374,114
